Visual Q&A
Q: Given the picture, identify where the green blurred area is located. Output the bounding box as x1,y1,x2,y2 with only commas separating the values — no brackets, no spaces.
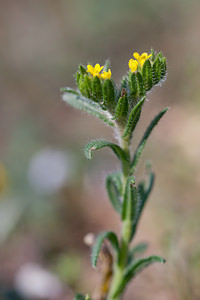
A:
0,0,200,299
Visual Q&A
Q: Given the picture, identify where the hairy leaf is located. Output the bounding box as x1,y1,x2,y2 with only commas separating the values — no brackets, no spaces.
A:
92,231,119,268
84,139,129,163
62,92,115,127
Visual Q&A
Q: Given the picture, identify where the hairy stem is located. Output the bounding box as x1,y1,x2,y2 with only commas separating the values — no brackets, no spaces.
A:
107,137,132,300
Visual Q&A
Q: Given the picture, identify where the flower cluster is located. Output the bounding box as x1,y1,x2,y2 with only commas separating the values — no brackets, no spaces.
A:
87,64,112,79
71,50,166,129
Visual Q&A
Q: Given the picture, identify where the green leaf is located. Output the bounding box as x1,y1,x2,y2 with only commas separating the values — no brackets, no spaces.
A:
122,97,145,139
142,59,153,91
91,231,119,268
84,139,129,163
74,294,85,300
106,172,123,214
114,255,166,297
62,92,115,127
121,176,136,222
131,107,168,173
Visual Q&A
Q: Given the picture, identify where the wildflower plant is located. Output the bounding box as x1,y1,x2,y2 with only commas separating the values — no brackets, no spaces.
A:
61,50,168,300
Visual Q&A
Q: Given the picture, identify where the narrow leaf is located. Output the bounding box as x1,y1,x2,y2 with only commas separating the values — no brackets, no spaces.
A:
131,107,168,173
114,255,166,297
106,172,123,214
122,97,145,139
62,92,115,127
92,231,119,268
84,139,129,163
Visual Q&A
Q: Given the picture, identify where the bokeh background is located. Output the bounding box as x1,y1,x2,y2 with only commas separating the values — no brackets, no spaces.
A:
0,0,200,299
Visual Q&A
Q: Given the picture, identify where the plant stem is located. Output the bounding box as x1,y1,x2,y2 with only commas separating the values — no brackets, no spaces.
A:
107,137,132,300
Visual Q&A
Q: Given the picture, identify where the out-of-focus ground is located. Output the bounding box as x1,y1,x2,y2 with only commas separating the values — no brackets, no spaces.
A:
0,1,200,299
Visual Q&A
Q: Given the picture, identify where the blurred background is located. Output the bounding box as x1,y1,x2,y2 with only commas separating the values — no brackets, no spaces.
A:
0,0,200,299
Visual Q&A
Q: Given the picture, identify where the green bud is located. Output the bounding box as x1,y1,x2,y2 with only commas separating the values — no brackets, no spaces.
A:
79,65,87,75
152,57,162,85
103,79,115,110
114,90,128,126
150,49,155,61
142,59,153,92
84,74,92,98
92,75,102,102
160,57,167,80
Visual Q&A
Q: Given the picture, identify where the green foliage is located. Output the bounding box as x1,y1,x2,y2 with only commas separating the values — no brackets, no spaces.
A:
92,231,119,268
106,172,123,214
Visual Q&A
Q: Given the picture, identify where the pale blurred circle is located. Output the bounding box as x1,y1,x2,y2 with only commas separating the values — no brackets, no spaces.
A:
15,263,62,299
28,148,71,195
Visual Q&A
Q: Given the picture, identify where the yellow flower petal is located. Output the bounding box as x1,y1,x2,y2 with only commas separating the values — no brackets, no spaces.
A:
101,69,112,80
94,64,104,73
129,59,138,72
87,65,95,76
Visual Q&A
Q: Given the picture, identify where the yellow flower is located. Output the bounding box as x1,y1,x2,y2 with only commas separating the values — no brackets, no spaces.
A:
101,69,112,80
133,52,152,67
87,63,104,77
128,59,138,72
